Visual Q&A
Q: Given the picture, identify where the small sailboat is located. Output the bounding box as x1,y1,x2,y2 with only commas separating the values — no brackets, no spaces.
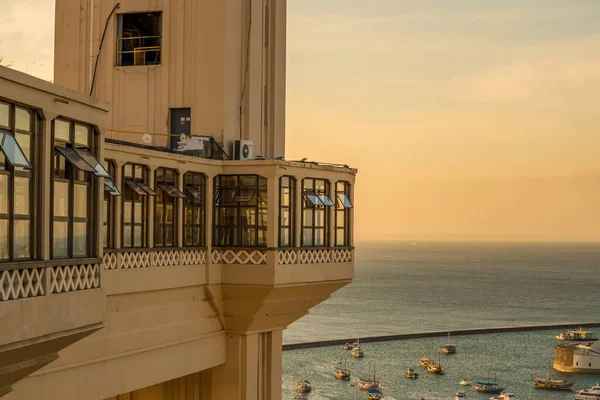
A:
474,381,503,394
426,352,445,374
442,331,457,354
296,380,311,393
419,357,433,367
405,367,419,379
359,362,381,390
455,392,466,400
351,338,364,358
334,356,351,380
367,388,384,400
460,379,472,386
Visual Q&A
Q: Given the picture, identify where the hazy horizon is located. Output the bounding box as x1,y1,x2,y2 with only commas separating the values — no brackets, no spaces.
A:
2,0,599,242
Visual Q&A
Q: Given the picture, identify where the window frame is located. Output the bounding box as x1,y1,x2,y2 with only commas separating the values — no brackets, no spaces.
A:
183,172,206,247
0,101,36,262
301,178,331,247
122,163,150,248
335,181,352,247
51,119,96,259
116,12,163,67
278,176,295,248
213,175,268,247
103,160,119,249
154,167,179,247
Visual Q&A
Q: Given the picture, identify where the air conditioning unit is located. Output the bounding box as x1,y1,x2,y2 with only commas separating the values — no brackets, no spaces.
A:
233,140,254,160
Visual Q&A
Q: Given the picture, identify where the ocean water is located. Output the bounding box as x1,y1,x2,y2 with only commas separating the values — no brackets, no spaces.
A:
282,241,600,399
284,242,600,344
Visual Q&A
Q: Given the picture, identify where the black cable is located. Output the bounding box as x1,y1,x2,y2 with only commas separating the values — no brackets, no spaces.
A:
89,3,121,96
239,0,252,140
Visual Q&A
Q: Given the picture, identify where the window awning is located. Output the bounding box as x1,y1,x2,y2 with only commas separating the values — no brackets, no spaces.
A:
125,179,149,196
337,193,353,208
319,194,335,207
104,180,121,196
75,149,111,178
0,131,32,169
233,189,255,202
305,194,324,207
157,183,187,199
54,146,97,173
136,181,158,196
185,185,204,202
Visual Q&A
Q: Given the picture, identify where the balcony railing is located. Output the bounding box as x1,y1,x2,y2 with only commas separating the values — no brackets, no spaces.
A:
103,248,207,270
0,259,101,301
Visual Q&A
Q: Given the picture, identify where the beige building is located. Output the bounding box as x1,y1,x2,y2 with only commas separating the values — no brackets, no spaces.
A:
0,0,356,399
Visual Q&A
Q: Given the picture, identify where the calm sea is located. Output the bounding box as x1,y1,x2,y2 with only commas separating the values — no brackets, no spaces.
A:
284,241,600,344
282,241,600,400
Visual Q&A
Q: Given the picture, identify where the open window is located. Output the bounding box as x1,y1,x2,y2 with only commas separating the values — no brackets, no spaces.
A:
122,163,150,248
301,178,331,247
117,12,162,66
335,181,352,247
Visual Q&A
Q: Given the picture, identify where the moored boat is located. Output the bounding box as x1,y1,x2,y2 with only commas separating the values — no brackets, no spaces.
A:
296,380,311,393
367,388,383,400
405,367,419,379
460,379,472,386
555,328,597,341
489,392,515,400
533,377,574,390
574,382,600,400
427,362,445,374
474,381,503,393
334,366,351,380
352,345,365,358
419,357,433,367
442,332,457,354
344,342,353,350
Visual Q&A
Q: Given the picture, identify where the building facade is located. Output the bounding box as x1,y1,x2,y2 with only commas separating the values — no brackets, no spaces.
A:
0,0,356,399
555,342,600,373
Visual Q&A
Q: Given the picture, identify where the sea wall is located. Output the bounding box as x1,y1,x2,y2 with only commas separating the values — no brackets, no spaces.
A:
282,323,600,351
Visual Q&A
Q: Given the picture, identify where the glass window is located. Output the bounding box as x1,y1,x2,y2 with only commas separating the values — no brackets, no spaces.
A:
154,167,179,247
122,163,148,248
335,181,352,247
0,102,35,262
117,12,162,66
279,176,295,247
183,172,206,247
51,119,97,259
301,178,331,247
213,175,267,247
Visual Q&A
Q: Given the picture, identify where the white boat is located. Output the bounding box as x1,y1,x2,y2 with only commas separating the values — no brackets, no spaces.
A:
574,383,600,400
556,328,597,341
443,332,457,354
460,379,471,386
490,393,515,400
455,392,466,400
296,380,311,393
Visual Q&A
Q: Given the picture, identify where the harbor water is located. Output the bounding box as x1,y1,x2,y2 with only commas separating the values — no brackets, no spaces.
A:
282,241,600,399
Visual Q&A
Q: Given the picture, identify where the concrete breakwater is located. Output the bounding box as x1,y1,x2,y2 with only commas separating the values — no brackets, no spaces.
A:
282,322,600,351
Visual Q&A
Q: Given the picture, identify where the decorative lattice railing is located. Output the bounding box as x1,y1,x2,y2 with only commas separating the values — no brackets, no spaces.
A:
103,249,207,270
277,248,353,265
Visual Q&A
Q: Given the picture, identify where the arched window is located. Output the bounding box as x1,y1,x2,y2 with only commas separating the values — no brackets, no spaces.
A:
123,163,155,248
183,172,206,247
301,178,333,247
0,102,35,261
52,119,108,258
335,181,353,246
155,167,185,247
279,176,295,247
213,175,267,247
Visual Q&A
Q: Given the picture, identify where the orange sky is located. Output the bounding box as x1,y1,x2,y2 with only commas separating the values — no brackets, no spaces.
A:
2,0,600,241
286,1,600,241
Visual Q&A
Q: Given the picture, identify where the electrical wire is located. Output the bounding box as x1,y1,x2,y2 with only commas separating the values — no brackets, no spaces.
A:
89,3,121,96
239,0,252,141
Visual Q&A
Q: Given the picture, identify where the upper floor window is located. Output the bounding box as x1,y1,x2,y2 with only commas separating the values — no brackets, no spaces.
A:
302,178,333,247
335,181,353,247
213,175,267,247
183,172,206,247
0,102,35,261
123,163,155,248
103,160,120,249
279,176,295,247
52,119,109,258
117,12,162,66
155,167,185,247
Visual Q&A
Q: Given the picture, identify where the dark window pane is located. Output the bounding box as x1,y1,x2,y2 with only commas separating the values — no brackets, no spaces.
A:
134,226,143,247
75,149,110,178
164,226,173,246
185,227,193,246
165,203,173,224
155,203,163,223
185,185,203,201
242,228,256,246
14,220,30,258
193,227,201,246
55,146,96,172
280,228,289,247
0,219,8,259
0,131,32,168
53,221,69,258
281,209,290,227
134,202,143,224
123,225,132,247
314,229,325,246
157,183,186,199
302,229,313,246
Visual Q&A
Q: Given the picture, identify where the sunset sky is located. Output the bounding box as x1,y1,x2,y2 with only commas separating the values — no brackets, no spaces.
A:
2,0,600,241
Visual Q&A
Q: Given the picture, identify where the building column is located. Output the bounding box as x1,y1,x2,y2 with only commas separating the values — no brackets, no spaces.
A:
208,331,282,400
